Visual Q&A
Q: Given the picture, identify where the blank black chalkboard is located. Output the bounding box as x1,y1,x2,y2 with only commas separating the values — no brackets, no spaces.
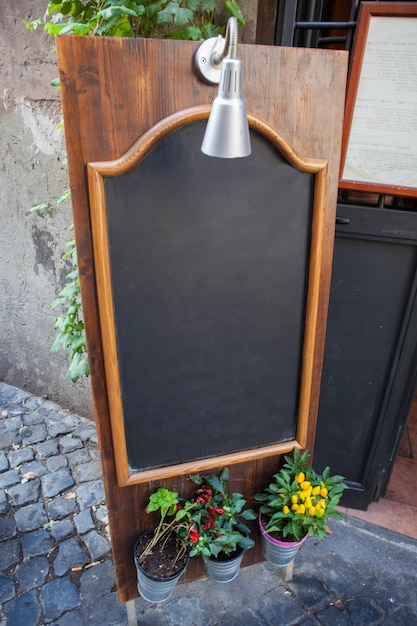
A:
103,121,313,472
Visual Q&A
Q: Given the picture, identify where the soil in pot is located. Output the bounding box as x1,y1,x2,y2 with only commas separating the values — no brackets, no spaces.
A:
135,530,188,579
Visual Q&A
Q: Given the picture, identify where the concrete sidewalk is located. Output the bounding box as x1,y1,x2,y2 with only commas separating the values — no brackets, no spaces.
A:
1,381,417,625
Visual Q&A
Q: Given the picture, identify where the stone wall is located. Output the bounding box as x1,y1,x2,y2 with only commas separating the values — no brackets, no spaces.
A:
0,0,257,419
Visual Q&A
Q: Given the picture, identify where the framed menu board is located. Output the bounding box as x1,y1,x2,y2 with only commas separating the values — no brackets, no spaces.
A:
339,2,417,197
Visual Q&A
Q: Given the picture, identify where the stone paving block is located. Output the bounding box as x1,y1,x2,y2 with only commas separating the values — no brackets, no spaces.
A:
74,460,102,483
315,603,354,625
0,516,16,541
0,451,8,472
67,448,91,466
74,508,95,534
20,423,48,445
59,435,83,453
37,439,59,458
3,416,23,431
23,412,44,425
4,589,41,626
16,555,49,591
0,489,8,514
79,560,116,598
73,423,97,442
0,383,18,398
45,412,80,437
0,572,15,603
345,595,384,623
82,530,111,561
79,591,126,626
53,537,89,576
77,480,105,510
22,528,52,558
40,577,81,623
15,502,48,532
9,389,30,405
259,586,305,625
164,597,213,626
0,430,21,450
8,478,40,507
7,447,35,468
48,493,78,520
95,504,109,526
41,467,74,498
0,469,20,488
22,396,42,411
89,447,101,461
45,454,68,472
20,459,48,477
49,518,75,541
288,573,331,609
0,538,20,570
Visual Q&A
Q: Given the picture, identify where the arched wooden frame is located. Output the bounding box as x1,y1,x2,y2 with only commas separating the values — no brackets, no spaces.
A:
87,105,328,487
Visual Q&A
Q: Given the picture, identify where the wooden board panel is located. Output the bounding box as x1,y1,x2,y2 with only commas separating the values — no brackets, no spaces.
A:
56,36,348,602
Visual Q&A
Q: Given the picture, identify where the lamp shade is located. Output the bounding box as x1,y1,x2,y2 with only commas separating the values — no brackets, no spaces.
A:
201,57,251,159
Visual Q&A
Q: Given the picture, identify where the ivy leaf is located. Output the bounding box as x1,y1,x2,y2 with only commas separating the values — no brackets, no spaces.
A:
157,2,193,26
224,0,245,26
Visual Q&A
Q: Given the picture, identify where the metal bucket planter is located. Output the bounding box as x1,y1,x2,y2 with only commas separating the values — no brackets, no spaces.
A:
259,514,307,567
134,531,188,603
204,548,245,583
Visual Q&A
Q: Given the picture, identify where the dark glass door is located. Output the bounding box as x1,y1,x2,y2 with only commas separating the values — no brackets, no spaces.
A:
314,204,417,508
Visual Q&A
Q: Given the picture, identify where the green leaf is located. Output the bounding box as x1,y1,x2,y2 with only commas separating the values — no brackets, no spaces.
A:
224,0,245,26
199,0,217,11
67,351,89,382
157,3,193,26
220,467,230,483
241,508,257,520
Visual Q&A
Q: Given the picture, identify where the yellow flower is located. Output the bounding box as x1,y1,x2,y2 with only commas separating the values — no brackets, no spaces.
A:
300,480,311,491
312,485,321,496
295,472,305,484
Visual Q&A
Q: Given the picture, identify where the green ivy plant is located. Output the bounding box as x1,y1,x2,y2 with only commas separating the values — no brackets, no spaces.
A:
24,0,245,382
50,239,89,382
24,0,244,40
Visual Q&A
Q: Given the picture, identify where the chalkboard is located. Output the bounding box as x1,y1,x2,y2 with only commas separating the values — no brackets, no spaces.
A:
87,108,328,484
100,120,312,472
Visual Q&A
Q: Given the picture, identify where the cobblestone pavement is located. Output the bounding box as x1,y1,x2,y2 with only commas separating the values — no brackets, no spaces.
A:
1,381,417,625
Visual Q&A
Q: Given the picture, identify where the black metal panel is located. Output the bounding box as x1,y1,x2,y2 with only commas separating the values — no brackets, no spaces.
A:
314,205,417,508
103,123,314,472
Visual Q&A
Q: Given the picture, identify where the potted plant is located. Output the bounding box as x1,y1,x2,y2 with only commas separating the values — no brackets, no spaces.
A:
185,468,257,583
134,487,193,603
255,448,347,567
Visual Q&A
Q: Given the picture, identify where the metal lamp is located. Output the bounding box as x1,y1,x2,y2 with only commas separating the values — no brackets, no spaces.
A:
194,17,251,159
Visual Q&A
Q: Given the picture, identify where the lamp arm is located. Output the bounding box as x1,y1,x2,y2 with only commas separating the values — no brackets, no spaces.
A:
212,16,238,65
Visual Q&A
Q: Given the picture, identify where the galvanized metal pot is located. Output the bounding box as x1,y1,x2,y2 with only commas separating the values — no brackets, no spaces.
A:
259,514,307,567
204,548,245,583
134,531,188,603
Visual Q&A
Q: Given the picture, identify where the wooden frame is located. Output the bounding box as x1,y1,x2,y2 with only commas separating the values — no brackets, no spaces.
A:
87,105,328,487
339,2,417,197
